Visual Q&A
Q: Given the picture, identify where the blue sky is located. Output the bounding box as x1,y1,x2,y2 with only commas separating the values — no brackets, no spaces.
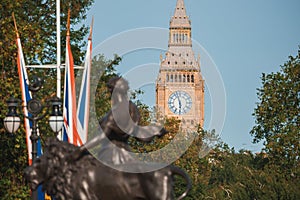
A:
84,0,300,152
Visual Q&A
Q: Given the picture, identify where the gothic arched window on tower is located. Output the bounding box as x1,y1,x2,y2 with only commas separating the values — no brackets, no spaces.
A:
191,75,194,83
187,74,190,82
166,74,169,82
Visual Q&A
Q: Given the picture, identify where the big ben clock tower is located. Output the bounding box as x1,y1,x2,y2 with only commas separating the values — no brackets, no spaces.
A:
156,0,204,130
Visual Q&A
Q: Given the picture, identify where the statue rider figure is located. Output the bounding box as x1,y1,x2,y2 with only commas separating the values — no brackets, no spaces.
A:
73,76,167,165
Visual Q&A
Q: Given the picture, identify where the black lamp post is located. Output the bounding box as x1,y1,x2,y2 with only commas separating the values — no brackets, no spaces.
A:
3,76,63,200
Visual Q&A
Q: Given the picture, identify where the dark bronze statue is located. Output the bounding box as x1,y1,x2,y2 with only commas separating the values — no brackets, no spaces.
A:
75,76,168,165
24,76,192,199
24,138,191,200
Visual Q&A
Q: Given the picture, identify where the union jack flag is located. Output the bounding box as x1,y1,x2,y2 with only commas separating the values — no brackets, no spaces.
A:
62,30,83,146
16,30,45,200
76,22,93,144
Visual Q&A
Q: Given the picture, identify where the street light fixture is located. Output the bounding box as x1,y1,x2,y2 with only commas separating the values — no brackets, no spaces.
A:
49,97,64,133
4,97,21,134
3,76,63,152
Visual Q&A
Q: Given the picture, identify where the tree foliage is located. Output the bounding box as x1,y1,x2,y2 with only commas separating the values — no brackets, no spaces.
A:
0,0,93,68
1,1,299,198
0,0,94,198
201,147,300,200
251,48,300,168
92,54,121,120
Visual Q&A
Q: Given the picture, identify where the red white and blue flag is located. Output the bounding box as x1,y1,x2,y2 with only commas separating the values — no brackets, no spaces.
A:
16,31,45,199
63,18,93,145
76,24,93,144
16,35,44,165
62,31,83,146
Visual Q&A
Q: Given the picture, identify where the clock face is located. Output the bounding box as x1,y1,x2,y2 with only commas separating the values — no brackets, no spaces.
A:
168,91,192,115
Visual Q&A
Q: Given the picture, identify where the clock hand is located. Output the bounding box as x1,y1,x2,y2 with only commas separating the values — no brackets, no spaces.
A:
175,92,182,114
174,107,178,114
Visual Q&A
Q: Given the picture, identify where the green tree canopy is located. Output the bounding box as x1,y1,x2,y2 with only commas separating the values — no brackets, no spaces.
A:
0,0,94,69
251,48,300,167
0,1,94,198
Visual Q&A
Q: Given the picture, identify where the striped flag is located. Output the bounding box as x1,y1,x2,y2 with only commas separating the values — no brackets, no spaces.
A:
15,25,46,200
62,29,82,146
76,20,93,144
16,35,34,165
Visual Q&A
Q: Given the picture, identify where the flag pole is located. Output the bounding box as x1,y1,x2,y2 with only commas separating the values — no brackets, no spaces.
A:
56,0,63,141
67,9,71,36
12,13,19,38
56,0,61,98
88,16,94,41
12,12,39,200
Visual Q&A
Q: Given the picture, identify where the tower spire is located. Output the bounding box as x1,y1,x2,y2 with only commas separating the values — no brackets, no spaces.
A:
168,0,192,47
170,0,190,28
